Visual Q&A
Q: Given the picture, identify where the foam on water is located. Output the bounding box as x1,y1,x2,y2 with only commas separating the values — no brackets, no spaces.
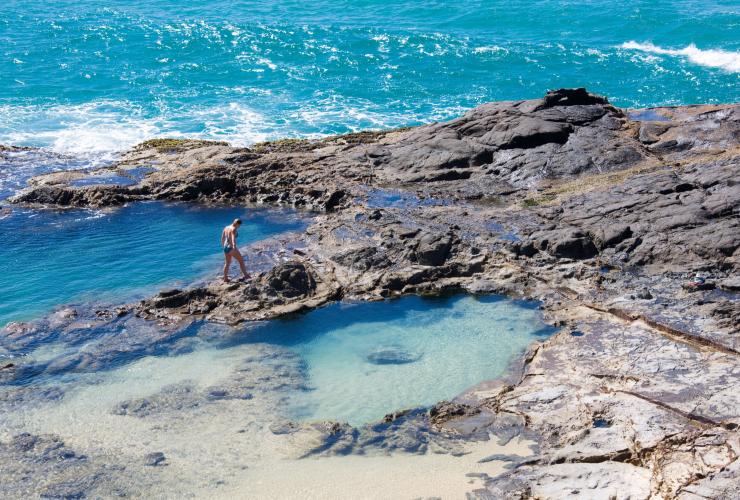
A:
0,149,98,200
1,1,737,157
0,101,274,156
621,41,740,73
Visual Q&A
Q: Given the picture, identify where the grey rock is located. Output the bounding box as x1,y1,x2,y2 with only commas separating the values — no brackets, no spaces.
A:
414,232,453,266
143,452,167,467
264,262,317,298
718,276,740,292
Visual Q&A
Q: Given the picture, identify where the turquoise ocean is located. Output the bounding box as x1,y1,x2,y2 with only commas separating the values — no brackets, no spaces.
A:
0,1,738,326
1,0,738,160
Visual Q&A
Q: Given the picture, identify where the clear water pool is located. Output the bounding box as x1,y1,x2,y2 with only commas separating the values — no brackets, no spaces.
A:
241,294,554,425
0,202,305,326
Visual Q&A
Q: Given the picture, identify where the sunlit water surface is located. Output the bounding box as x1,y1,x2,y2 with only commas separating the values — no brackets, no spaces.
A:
0,1,737,163
0,202,305,326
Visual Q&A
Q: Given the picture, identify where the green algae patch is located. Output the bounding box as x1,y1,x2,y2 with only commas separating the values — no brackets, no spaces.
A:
250,138,318,154
135,138,230,152
249,126,413,154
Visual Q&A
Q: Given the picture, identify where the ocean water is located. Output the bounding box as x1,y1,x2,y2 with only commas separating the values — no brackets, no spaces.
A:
0,0,737,161
0,203,304,326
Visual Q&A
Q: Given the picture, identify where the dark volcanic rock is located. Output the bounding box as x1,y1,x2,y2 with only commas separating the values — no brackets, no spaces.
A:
10,88,643,208
531,228,598,260
330,246,391,271
264,262,316,298
414,232,454,266
540,87,610,108
530,160,740,267
429,401,480,426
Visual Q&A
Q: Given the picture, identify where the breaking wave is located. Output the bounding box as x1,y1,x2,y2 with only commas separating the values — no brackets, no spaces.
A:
620,41,740,73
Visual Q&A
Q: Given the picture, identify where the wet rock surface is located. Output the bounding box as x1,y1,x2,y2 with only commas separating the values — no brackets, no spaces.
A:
3,89,739,497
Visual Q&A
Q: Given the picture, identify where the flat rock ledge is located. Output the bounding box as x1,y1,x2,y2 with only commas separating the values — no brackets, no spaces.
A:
2,89,739,499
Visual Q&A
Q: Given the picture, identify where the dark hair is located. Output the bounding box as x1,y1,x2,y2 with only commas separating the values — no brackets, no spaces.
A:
233,218,242,226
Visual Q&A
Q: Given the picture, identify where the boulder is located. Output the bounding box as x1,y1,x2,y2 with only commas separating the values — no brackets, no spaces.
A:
264,262,316,298
534,229,598,260
414,232,453,266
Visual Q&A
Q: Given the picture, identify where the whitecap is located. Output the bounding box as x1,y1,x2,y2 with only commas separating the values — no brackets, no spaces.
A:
473,45,508,55
0,100,275,158
257,57,277,70
620,41,740,73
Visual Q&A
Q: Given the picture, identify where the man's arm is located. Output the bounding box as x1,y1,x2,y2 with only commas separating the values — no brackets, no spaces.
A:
220,229,225,247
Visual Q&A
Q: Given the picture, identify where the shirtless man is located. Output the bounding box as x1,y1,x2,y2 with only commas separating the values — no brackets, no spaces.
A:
221,218,250,282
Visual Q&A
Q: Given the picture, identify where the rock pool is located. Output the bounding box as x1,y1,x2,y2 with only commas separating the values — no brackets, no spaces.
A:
240,294,554,425
1,294,553,497
0,202,305,325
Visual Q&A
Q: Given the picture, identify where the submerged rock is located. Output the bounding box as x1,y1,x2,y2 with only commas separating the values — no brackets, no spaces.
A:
143,452,167,467
0,433,126,499
365,346,421,365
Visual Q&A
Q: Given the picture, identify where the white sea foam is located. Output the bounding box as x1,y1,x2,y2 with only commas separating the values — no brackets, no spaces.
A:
0,95,465,164
620,41,740,73
0,102,161,159
473,45,508,55
0,100,275,157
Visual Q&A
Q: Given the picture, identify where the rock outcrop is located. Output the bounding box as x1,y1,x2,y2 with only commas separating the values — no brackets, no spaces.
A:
3,89,738,498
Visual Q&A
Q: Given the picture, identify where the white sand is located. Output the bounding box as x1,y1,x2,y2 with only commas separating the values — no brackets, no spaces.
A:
211,437,533,500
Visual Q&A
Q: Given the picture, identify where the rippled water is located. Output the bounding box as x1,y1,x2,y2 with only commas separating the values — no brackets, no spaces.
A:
5,294,553,427
0,203,304,326
1,1,737,159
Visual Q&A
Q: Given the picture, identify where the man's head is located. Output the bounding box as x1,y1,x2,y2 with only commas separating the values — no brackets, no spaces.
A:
233,218,242,227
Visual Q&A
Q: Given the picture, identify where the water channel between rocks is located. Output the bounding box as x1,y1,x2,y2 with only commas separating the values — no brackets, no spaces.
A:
0,201,305,326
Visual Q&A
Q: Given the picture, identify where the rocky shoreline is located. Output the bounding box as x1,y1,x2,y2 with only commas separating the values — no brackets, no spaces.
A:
2,88,738,498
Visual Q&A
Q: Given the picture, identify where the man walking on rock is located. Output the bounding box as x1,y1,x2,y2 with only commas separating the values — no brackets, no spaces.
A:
221,218,251,282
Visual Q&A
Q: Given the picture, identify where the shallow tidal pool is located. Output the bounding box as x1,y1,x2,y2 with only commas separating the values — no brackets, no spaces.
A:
242,294,554,425
1,294,554,498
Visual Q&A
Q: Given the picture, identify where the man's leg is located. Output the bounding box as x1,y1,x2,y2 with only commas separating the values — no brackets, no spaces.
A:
234,252,250,279
223,254,233,282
